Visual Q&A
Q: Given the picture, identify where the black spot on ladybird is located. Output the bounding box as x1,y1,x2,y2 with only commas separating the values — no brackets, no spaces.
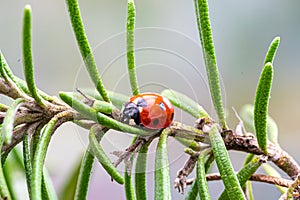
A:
152,118,159,126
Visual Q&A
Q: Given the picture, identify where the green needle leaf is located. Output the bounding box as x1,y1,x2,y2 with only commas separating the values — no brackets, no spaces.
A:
246,181,254,200
127,0,139,95
243,153,255,166
254,62,274,154
125,170,136,200
240,104,279,145
175,137,202,152
219,156,264,200
196,149,211,200
74,128,114,200
125,136,137,200
185,151,214,200
74,150,95,200
23,133,33,197
0,51,53,101
89,126,124,184
185,180,198,200
3,153,18,200
42,169,58,200
22,5,44,107
2,98,25,144
31,118,58,200
135,142,150,200
92,100,113,114
0,51,11,82
161,89,210,119
209,125,245,200
65,0,110,102
193,0,227,129
0,123,11,199
0,158,11,200
264,37,280,64
154,129,171,200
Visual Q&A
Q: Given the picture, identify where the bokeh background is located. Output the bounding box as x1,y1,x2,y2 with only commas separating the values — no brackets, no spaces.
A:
1,0,300,199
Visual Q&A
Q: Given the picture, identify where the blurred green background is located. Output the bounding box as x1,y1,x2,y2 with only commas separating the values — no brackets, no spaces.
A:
1,0,300,199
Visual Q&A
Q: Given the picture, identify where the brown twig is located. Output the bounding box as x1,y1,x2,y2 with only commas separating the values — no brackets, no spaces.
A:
223,130,300,180
250,174,293,188
113,133,158,168
185,173,293,188
174,151,200,194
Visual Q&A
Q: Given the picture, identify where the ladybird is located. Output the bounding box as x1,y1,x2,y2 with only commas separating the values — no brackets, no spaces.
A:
120,93,174,129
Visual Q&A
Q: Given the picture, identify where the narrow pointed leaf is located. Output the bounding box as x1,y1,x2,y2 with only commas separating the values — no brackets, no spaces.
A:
92,100,113,114
175,137,201,151
246,181,254,200
127,0,139,95
264,37,280,64
0,51,11,81
30,126,42,163
31,118,58,200
0,158,11,200
240,104,279,145
89,127,124,184
154,129,171,200
209,125,245,200
65,0,110,102
3,154,18,200
196,149,211,200
0,51,53,101
23,133,33,197
74,151,94,200
254,63,273,153
242,153,255,199
0,123,11,199
22,5,44,107
185,180,198,200
42,169,58,200
125,170,136,200
243,154,255,166
135,142,150,200
2,98,25,144
124,136,137,200
219,156,264,200
193,0,227,129
161,89,210,119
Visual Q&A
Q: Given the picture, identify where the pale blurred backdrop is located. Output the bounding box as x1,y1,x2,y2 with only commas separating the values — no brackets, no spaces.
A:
0,0,300,199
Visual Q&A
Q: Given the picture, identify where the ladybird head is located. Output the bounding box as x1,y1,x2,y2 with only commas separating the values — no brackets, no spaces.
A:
120,102,141,126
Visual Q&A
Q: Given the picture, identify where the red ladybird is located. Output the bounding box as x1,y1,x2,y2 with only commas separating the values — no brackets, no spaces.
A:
120,93,174,129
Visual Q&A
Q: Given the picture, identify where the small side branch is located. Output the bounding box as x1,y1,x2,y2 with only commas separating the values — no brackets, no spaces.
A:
186,173,293,188
174,151,200,194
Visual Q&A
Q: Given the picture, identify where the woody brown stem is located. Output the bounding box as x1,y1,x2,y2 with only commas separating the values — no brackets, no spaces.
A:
223,131,300,180
186,173,293,188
